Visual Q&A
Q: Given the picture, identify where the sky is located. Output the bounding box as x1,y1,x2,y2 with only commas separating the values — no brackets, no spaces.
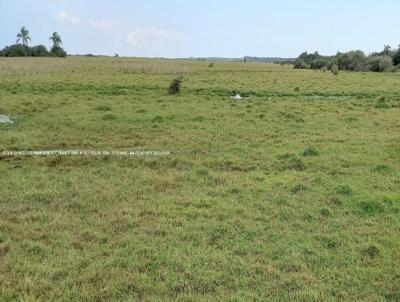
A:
1,0,399,58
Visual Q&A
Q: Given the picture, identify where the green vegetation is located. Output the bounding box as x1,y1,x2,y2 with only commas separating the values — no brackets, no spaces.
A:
0,27,66,57
294,45,400,72
0,58,400,301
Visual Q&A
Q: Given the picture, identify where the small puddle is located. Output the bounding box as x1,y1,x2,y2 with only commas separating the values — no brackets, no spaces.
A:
230,93,250,100
0,115,14,124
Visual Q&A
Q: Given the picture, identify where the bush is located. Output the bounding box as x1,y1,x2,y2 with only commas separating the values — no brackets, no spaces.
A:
331,64,339,75
294,61,310,69
168,76,183,95
31,45,49,57
366,56,393,72
2,44,30,57
51,46,67,57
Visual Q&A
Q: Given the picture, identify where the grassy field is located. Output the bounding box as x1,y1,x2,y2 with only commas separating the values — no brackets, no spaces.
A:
1,57,400,301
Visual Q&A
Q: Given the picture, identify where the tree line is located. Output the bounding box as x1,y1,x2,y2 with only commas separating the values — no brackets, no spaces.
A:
0,26,67,57
294,45,400,73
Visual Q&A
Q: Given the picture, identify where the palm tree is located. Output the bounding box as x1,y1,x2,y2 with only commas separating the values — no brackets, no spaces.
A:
49,32,62,48
16,26,31,46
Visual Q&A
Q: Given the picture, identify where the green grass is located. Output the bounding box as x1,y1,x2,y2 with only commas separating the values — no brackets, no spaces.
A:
1,57,400,301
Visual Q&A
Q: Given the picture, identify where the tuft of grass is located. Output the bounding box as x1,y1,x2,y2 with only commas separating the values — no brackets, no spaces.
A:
320,208,331,217
375,95,391,108
363,245,380,260
335,185,353,196
277,153,305,171
373,164,390,174
95,104,112,111
303,147,320,157
102,113,117,121
356,200,385,216
151,115,164,123
291,184,308,194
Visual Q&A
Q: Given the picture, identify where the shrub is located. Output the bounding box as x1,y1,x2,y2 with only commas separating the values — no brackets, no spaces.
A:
51,46,67,57
31,45,49,57
366,56,393,72
2,44,30,57
168,76,183,95
331,64,339,75
294,61,310,69
208,62,214,68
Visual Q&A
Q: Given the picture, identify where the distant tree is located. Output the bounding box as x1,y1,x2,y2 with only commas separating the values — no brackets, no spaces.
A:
49,32,62,48
16,26,31,46
48,32,67,57
383,45,391,56
393,49,400,66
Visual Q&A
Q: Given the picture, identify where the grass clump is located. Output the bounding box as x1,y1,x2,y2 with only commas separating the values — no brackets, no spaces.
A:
303,147,320,157
335,185,353,196
373,164,390,174
102,113,117,121
356,200,385,216
95,104,111,111
375,96,391,108
291,184,308,194
363,245,380,260
277,153,305,171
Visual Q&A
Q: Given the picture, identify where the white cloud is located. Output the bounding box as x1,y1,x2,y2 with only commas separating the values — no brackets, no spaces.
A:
57,12,80,25
89,20,114,31
126,28,177,48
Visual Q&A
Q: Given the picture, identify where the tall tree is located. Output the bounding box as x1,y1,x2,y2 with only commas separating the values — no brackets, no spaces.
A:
49,32,62,48
16,26,31,46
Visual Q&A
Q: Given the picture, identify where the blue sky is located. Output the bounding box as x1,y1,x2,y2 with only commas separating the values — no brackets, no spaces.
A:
1,0,399,58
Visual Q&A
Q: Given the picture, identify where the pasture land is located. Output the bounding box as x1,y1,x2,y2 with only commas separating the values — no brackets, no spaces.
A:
1,57,400,301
